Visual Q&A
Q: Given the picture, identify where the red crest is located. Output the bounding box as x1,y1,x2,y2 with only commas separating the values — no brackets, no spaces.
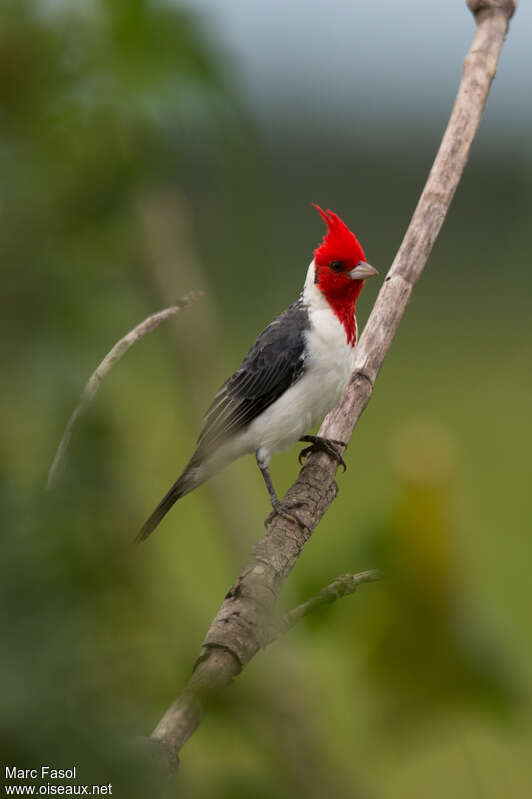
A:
313,204,365,267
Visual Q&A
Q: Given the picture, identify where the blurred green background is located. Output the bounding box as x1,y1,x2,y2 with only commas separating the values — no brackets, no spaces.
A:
2,1,532,797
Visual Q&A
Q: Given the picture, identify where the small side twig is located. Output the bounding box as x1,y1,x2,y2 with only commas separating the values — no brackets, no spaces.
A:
46,290,203,490
265,569,382,645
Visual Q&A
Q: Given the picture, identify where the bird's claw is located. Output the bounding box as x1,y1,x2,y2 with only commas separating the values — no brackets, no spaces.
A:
298,446,314,465
297,436,347,471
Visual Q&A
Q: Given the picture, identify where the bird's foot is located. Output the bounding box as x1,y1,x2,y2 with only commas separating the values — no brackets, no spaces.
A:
264,499,307,530
298,435,347,471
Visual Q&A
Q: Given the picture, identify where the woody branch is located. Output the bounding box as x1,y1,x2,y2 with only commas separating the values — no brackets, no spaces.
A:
146,0,517,775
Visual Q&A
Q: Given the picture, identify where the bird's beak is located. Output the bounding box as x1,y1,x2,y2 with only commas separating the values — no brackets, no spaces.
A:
349,261,379,281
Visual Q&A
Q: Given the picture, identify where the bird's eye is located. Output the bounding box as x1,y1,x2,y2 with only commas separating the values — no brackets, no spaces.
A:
330,261,344,272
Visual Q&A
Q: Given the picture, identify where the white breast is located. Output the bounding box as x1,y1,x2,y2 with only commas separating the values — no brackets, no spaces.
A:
242,261,356,457
197,261,357,478
299,265,356,422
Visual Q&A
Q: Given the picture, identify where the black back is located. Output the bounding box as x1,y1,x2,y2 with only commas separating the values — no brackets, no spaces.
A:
193,300,310,460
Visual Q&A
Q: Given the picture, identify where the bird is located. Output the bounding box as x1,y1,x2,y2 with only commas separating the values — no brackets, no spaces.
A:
137,204,378,542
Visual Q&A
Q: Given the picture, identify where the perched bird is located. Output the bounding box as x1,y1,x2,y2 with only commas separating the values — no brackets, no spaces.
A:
137,205,377,541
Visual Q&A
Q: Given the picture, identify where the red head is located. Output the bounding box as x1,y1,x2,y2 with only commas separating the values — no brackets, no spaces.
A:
312,204,377,345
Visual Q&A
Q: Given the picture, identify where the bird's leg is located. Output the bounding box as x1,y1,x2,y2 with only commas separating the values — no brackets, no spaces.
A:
256,450,307,529
298,435,347,471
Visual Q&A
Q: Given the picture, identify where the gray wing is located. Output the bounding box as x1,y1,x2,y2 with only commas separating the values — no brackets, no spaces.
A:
193,301,309,460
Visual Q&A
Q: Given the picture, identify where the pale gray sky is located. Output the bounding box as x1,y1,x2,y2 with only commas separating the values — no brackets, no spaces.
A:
184,0,531,146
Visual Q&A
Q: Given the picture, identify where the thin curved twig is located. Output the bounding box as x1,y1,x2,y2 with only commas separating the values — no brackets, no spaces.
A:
265,569,383,645
46,290,203,490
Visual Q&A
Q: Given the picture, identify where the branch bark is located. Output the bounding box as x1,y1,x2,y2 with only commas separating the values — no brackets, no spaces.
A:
46,291,203,490
148,0,517,771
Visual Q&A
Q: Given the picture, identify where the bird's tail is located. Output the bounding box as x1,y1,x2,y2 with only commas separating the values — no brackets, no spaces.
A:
135,466,200,543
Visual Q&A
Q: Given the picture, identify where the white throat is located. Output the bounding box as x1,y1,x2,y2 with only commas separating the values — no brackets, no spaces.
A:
301,258,358,348
302,258,329,312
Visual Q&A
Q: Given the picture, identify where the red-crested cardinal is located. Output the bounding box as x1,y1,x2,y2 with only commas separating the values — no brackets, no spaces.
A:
137,205,377,541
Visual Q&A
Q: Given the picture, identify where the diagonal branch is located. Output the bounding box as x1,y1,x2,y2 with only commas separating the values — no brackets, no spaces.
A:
147,0,517,773
264,569,383,646
46,290,203,490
